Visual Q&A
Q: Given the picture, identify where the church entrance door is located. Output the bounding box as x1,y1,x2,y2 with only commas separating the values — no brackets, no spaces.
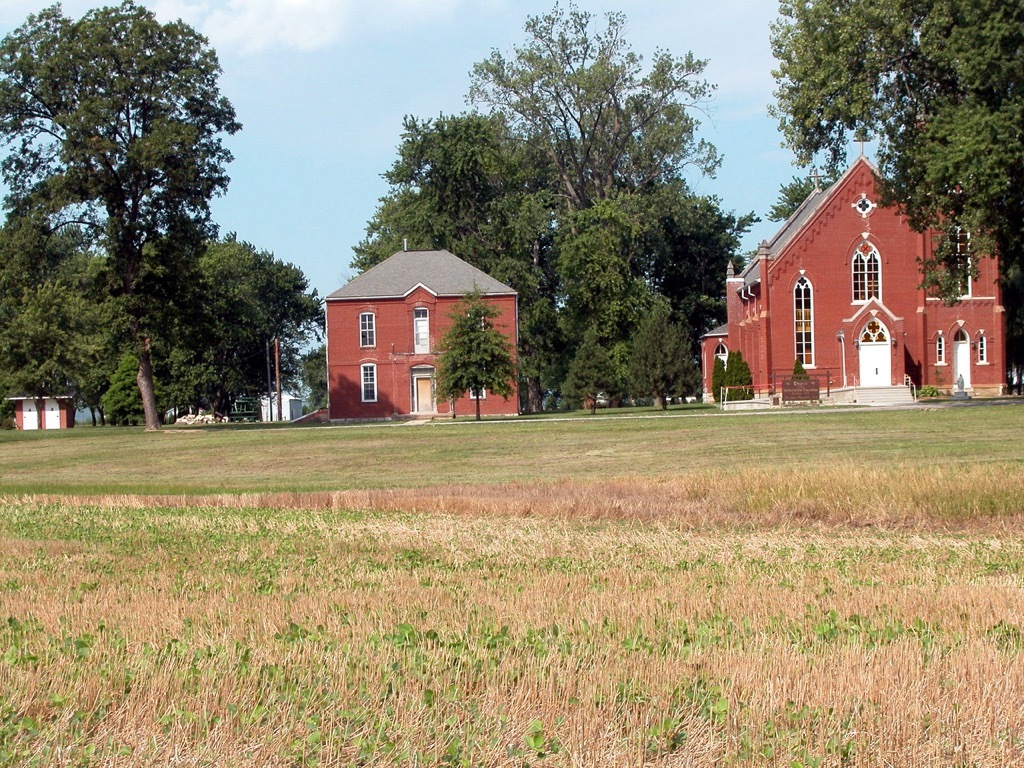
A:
953,329,971,389
858,319,891,387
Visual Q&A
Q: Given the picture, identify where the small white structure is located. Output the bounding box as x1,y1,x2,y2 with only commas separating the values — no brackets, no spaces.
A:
7,396,75,430
260,393,303,422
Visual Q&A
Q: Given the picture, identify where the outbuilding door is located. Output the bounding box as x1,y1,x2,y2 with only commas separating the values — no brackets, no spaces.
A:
21,400,39,430
44,400,61,429
858,319,891,387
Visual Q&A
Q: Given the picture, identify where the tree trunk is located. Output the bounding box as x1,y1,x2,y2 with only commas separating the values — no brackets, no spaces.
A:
526,376,544,413
136,344,161,431
475,395,481,421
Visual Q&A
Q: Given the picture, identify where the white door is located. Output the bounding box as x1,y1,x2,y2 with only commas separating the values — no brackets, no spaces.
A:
953,331,971,389
858,319,892,386
44,400,61,429
22,401,38,430
859,343,891,386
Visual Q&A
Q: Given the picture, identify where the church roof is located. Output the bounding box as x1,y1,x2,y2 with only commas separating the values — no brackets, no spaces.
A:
327,249,516,300
702,323,729,338
738,155,878,285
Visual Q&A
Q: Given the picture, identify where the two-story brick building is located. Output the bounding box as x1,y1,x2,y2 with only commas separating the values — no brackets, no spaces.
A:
701,156,1006,401
326,249,519,420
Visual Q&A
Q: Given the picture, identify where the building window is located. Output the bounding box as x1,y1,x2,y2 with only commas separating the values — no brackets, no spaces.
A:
978,334,987,363
852,242,881,302
361,364,377,402
936,334,945,364
955,227,972,298
794,277,813,366
414,308,429,353
359,312,375,347
714,342,728,366
470,388,487,400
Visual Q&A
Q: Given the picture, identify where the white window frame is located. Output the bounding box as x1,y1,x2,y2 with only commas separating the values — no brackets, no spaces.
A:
413,307,429,353
359,312,375,348
978,334,987,363
361,363,377,402
714,342,728,366
469,387,487,400
794,276,814,367
852,243,882,303
936,333,946,365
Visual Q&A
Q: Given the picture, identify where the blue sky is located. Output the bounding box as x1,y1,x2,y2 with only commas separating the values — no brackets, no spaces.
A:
0,0,844,302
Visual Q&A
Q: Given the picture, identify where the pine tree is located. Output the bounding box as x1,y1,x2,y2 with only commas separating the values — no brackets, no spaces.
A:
628,306,696,409
563,328,618,415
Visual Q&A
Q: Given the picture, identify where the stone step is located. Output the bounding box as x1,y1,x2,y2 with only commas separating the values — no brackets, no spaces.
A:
855,386,916,406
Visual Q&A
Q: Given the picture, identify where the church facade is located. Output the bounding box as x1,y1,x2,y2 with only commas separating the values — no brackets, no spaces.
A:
701,157,1006,400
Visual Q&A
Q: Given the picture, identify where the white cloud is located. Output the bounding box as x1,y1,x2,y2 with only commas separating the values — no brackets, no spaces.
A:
148,0,465,55
151,0,348,54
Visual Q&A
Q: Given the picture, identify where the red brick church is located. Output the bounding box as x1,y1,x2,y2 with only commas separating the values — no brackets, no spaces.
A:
701,156,1006,402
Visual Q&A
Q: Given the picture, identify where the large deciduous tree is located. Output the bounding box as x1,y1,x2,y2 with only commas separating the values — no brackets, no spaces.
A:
353,113,561,413
0,1,240,430
771,0,1024,289
435,290,517,421
166,236,322,417
356,4,750,411
469,1,719,210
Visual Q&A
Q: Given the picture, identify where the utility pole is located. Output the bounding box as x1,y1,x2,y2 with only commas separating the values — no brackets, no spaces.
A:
265,338,273,421
274,337,282,422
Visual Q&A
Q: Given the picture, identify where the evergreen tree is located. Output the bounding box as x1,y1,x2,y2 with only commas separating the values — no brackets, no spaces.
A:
711,356,727,403
722,351,753,401
563,328,619,414
628,305,696,409
792,359,810,380
103,353,148,426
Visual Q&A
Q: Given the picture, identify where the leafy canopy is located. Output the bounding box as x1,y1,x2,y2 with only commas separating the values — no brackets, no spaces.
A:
470,1,719,210
771,0,1024,290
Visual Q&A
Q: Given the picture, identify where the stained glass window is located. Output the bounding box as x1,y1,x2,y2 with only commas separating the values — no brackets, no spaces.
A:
852,242,881,302
794,277,813,365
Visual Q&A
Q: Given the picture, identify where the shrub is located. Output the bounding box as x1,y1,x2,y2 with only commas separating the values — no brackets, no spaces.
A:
792,358,810,380
917,385,941,398
711,356,726,401
723,351,753,401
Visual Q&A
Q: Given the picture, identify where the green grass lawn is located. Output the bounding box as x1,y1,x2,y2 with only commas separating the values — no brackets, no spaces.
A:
1,403,1021,495
3,404,1024,765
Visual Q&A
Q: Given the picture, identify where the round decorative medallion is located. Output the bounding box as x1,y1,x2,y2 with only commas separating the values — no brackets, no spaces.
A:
853,194,876,217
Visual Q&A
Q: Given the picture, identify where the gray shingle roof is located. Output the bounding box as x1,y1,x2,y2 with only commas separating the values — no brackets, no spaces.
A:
327,249,516,300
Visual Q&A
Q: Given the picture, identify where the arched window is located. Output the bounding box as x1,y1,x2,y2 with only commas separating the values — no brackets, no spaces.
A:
859,319,888,343
794,277,813,366
936,333,945,364
978,334,987,363
714,342,728,366
852,242,881,302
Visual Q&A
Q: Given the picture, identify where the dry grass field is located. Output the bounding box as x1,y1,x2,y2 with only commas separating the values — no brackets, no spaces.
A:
2,405,1024,766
